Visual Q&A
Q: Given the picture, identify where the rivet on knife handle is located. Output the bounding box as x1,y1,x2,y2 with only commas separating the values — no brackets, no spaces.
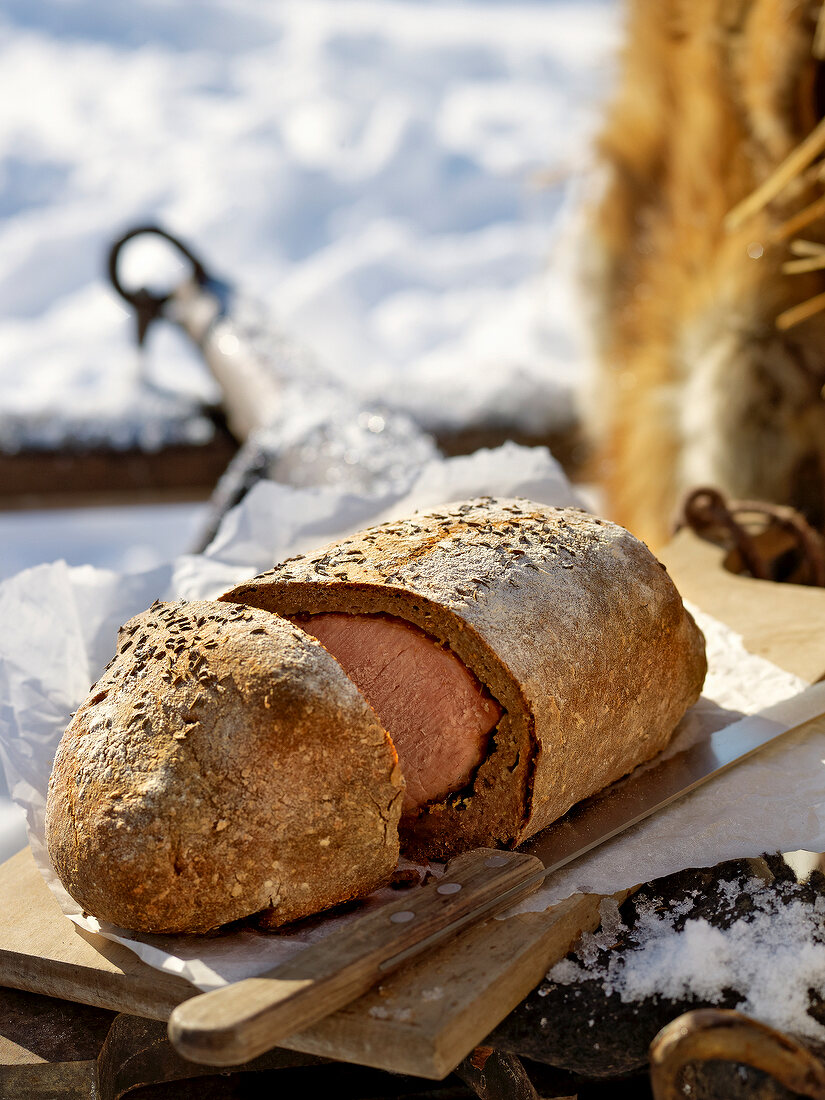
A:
167,847,544,1067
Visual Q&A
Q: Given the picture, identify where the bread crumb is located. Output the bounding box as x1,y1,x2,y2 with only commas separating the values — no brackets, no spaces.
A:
391,867,421,889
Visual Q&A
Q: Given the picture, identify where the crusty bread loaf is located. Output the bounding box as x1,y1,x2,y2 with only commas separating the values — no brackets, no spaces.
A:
45,600,403,933
221,497,707,860
45,498,707,933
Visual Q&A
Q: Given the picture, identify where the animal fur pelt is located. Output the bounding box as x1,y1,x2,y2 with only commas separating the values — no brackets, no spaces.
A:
585,0,825,548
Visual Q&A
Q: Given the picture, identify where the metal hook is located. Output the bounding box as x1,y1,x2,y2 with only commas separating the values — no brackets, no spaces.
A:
107,225,212,346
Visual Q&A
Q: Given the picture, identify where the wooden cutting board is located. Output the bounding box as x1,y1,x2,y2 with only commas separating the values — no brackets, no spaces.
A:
659,526,825,684
1,526,824,1080
0,847,611,1079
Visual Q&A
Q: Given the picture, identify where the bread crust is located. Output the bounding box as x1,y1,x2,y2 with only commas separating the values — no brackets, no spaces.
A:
221,498,707,859
45,600,403,933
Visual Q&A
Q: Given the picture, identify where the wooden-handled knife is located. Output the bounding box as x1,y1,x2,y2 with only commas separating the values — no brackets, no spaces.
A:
168,678,825,1067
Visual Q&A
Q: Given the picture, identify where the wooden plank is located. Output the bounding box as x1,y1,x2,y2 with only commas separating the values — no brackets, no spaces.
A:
168,849,546,1067
0,847,611,1079
0,1062,96,1098
0,849,194,1021
0,987,113,1099
659,527,825,683
278,892,615,1079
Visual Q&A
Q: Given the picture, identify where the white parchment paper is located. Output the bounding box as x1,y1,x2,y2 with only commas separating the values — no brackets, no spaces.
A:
0,442,819,992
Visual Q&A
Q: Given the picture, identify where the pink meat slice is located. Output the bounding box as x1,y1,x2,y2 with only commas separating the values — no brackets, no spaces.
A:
295,613,503,815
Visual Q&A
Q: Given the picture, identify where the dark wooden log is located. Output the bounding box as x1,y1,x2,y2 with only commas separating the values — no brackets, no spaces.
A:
0,419,237,511
0,985,478,1099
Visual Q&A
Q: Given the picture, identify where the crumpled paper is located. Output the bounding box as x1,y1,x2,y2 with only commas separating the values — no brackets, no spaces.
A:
0,441,818,992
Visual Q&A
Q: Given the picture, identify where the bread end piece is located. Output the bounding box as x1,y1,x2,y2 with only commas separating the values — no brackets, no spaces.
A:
45,600,403,934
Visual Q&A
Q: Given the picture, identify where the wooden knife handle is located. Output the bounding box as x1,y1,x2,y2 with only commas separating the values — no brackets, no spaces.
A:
167,847,544,1067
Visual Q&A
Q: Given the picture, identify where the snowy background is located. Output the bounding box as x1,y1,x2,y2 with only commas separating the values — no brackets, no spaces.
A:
0,0,620,481
0,0,621,853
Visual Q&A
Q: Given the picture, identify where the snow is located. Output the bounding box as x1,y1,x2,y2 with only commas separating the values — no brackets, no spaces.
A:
0,502,209,582
0,0,620,448
546,880,825,1048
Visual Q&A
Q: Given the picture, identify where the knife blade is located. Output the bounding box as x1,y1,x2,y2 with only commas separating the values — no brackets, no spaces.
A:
379,676,825,973
168,678,825,1067
520,676,825,877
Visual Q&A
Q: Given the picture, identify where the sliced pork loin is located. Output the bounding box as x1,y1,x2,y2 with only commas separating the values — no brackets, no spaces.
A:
221,497,707,861
294,612,503,815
